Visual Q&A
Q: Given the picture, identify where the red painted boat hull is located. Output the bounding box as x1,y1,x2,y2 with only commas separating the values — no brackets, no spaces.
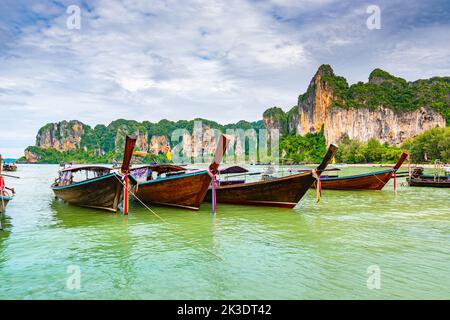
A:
205,172,316,208
314,170,394,191
314,152,409,191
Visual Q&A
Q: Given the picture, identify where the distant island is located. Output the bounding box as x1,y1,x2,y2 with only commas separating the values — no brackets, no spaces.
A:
21,65,449,165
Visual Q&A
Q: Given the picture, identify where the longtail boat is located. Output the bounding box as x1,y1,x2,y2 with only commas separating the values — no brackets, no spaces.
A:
0,176,13,213
0,156,16,213
130,135,230,210
312,152,409,191
0,193,12,213
51,136,137,212
204,144,338,208
407,167,450,188
2,162,18,172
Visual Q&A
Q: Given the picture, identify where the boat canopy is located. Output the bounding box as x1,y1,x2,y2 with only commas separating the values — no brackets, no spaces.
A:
219,166,249,175
61,166,112,173
289,167,341,172
131,164,186,175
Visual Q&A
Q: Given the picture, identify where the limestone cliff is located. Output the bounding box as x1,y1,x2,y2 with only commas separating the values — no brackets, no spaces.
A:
24,149,39,163
264,65,448,145
36,120,87,151
149,135,168,154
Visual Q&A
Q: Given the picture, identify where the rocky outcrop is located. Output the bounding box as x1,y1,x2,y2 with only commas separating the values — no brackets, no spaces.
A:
24,149,39,163
26,120,246,162
136,132,149,152
306,106,445,145
36,120,87,151
149,135,168,154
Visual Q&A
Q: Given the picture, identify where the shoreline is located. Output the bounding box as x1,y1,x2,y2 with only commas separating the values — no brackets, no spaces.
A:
16,162,447,169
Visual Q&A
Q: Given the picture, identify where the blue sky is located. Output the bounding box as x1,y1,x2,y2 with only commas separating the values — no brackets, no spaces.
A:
0,0,449,157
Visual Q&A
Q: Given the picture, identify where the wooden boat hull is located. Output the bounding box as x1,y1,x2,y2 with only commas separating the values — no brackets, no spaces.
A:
314,152,409,191
205,173,315,208
0,196,11,213
52,173,123,212
314,170,395,191
133,170,211,210
407,177,450,188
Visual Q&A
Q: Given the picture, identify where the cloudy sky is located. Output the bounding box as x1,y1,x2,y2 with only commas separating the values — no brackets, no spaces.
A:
0,0,449,157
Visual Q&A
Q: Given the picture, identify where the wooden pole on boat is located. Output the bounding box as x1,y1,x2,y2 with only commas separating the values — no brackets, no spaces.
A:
124,174,129,215
316,144,339,174
392,151,408,193
121,136,137,215
393,151,409,170
313,144,339,203
209,134,231,215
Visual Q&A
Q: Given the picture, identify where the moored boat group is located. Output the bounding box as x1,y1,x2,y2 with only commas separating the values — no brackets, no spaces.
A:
0,136,449,217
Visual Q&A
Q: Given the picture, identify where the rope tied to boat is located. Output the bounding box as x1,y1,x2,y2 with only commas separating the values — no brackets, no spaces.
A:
372,170,391,185
311,169,322,203
113,174,224,261
114,174,166,223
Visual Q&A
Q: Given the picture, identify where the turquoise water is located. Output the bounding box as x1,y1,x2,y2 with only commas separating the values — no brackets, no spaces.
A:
0,165,449,300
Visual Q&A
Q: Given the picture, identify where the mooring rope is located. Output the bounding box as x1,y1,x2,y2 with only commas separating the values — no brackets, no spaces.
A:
113,174,224,261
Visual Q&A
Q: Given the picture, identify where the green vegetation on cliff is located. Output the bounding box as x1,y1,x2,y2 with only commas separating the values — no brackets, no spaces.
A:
322,67,450,123
23,146,170,164
280,131,405,164
279,126,450,165
295,65,450,125
26,118,265,164
335,127,450,164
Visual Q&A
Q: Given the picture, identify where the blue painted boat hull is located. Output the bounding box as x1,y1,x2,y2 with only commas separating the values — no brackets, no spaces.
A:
0,196,11,213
